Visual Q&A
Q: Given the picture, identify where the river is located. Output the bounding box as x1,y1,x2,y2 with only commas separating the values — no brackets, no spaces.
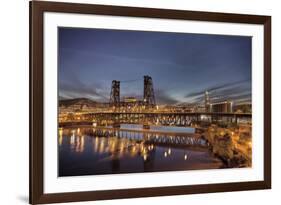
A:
58,124,223,176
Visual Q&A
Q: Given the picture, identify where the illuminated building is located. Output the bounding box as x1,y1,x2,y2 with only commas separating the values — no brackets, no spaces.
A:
210,101,233,113
205,91,210,112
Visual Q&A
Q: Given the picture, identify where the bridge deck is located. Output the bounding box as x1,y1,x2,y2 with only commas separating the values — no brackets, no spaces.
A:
83,112,252,117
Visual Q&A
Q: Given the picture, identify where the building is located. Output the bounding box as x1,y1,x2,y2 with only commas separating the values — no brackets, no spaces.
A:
233,103,252,113
195,105,206,112
118,97,145,112
123,96,137,103
210,101,233,113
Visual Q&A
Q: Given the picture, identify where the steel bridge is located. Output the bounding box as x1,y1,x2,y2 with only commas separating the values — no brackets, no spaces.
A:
60,111,251,131
79,111,251,127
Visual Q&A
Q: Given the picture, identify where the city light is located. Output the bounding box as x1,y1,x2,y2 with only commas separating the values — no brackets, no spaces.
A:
168,148,171,155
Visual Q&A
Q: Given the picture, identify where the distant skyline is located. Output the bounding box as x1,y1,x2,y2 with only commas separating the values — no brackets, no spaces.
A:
58,27,252,105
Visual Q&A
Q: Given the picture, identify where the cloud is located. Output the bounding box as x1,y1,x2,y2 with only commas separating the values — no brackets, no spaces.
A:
155,89,179,105
185,78,251,104
185,79,250,98
59,77,108,101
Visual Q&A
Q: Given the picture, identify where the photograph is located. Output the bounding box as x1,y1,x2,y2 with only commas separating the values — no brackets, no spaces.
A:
28,1,271,204
57,27,252,177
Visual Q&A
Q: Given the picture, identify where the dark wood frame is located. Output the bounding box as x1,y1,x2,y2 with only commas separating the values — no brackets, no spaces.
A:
30,1,271,204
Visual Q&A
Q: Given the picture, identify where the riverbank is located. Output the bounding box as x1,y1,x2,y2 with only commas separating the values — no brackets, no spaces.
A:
204,124,252,168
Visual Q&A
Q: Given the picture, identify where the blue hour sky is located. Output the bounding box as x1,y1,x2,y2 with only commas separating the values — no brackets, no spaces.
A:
58,27,252,105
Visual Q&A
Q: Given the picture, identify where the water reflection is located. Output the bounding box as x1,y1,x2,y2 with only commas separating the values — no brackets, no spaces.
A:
59,125,223,176
58,128,63,146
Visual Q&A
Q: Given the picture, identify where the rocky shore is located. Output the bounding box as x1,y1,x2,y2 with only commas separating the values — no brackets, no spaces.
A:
204,124,252,168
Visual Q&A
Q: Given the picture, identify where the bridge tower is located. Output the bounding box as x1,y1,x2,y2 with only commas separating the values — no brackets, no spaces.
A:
143,75,156,108
109,80,120,107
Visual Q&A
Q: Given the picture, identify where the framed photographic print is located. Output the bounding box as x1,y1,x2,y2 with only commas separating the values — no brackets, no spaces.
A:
30,0,271,204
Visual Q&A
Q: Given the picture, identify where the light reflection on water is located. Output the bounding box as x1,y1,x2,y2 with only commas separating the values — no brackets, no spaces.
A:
59,125,223,176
